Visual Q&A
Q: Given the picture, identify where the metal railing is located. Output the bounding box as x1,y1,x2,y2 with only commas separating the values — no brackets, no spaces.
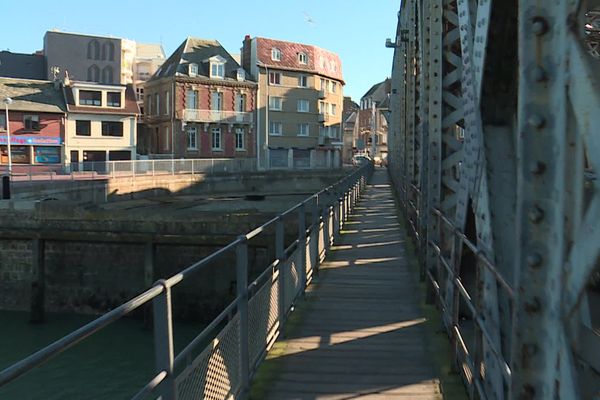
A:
0,163,373,399
180,109,254,124
1,158,257,181
391,172,515,399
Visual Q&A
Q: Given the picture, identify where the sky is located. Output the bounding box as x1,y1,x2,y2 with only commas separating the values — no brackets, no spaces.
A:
1,0,399,101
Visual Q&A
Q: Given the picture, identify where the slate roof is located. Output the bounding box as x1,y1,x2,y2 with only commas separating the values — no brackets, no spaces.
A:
362,78,391,105
253,37,343,82
151,37,255,84
64,82,139,115
0,77,66,113
0,51,46,80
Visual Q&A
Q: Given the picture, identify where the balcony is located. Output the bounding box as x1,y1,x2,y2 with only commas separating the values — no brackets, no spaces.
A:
180,109,253,124
318,113,329,123
318,89,326,99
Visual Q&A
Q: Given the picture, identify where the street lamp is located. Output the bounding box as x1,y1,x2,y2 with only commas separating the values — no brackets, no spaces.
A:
3,97,13,176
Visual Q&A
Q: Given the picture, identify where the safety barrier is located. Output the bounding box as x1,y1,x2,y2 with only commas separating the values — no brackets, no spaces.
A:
0,162,373,399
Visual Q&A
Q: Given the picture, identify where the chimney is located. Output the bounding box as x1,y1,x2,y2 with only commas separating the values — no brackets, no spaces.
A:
241,35,252,78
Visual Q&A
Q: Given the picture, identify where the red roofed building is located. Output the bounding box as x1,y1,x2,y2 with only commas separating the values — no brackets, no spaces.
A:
242,36,344,169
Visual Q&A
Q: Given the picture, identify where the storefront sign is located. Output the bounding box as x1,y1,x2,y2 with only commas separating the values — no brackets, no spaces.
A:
0,136,62,145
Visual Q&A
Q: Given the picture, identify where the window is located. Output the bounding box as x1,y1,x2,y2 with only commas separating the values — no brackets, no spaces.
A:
298,75,308,88
298,52,307,64
189,63,198,77
235,93,246,112
107,92,121,107
102,66,114,84
23,115,39,130
87,65,100,82
297,99,309,112
271,48,281,61
155,93,160,115
136,87,144,101
148,95,153,115
101,121,123,137
236,68,245,81
320,78,327,91
79,90,102,106
269,122,282,135
163,127,170,151
102,42,115,61
211,91,223,110
269,72,281,85
331,82,337,93
87,40,100,60
330,126,338,138
330,103,337,115
75,120,91,136
235,127,245,150
0,114,5,130
186,89,198,109
212,128,222,150
298,123,309,136
165,91,170,115
318,101,325,114
210,62,225,79
187,127,198,150
269,96,282,111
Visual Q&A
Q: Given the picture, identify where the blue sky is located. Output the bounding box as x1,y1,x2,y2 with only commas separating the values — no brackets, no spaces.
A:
2,0,399,101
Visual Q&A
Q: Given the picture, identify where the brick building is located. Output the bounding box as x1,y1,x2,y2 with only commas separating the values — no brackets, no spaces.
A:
143,38,257,160
0,77,66,168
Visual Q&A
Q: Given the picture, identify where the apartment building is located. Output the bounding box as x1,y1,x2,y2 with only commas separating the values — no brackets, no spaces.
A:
133,43,166,114
62,79,138,166
357,79,390,160
342,97,359,164
0,77,66,166
143,37,256,160
241,36,344,169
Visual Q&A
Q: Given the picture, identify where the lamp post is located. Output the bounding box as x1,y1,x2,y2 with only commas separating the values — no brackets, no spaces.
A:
3,97,13,176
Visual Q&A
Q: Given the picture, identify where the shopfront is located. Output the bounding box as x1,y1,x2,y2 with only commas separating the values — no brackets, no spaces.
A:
0,136,62,165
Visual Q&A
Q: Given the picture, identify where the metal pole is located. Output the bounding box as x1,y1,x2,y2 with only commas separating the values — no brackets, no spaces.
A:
152,280,176,400
236,237,250,394
4,100,12,175
276,217,285,324
297,204,307,294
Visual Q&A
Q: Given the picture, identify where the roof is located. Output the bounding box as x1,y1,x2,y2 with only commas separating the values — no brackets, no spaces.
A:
361,78,391,104
44,29,122,42
136,43,165,59
151,37,254,84
0,77,66,113
63,83,139,115
253,37,343,82
0,51,46,80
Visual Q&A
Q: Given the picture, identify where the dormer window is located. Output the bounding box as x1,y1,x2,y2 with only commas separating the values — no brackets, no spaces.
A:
298,52,307,64
206,55,227,79
79,90,102,106
271,48,281,61
237,68,246,81
189,63,198,77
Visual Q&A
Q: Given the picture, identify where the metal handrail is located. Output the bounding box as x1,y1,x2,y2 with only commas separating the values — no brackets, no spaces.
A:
0,162,373,399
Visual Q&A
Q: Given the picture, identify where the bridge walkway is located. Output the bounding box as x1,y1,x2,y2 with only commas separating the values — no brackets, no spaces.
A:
252,169,443,400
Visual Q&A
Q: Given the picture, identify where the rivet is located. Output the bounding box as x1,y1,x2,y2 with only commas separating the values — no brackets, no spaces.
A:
532,17,548,35
528,206,544,223
532,66,547,82
530,161,546,174
527,253,542,268
528,114,545,129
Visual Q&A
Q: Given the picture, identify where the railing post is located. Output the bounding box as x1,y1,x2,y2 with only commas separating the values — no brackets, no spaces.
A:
191,159,195,179
323,190,331,253
340,191,346,228
311,196,320,275
152,280,176,400
276,217,285,324
297,203,307,294
236,237,250,396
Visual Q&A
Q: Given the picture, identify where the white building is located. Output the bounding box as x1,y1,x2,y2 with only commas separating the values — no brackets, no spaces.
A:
62,80,139,166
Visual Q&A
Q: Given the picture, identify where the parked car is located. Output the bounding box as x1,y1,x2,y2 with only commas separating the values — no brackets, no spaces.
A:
352,154,372,167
